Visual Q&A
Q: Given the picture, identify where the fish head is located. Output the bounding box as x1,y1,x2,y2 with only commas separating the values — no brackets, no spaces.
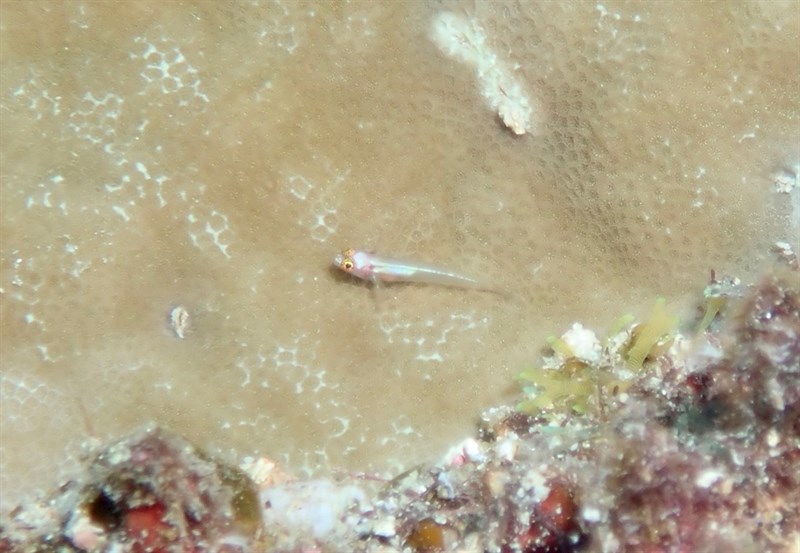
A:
333,248,371,280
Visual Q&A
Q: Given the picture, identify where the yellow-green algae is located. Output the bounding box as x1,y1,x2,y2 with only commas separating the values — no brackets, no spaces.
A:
516,360,595,415
696,295,727,335
694,275,743,335
517,298,680,419
624,298,679,370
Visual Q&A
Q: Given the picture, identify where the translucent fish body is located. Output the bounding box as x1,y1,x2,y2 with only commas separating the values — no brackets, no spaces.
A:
333,248,485,290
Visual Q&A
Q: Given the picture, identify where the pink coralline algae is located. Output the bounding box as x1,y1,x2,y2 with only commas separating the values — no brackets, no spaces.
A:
1,270,798,552
589,271,800,552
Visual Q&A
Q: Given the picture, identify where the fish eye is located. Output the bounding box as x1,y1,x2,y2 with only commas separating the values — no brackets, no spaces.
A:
342,259,354,270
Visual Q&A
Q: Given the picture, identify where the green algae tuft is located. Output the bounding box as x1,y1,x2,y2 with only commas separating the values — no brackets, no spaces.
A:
624,298,679,370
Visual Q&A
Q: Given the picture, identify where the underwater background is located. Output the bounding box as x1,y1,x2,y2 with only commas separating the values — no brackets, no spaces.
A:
1,0,797,511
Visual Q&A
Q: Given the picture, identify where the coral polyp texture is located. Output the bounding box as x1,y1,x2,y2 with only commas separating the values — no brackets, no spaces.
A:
1,0,798,536
3,273,799,551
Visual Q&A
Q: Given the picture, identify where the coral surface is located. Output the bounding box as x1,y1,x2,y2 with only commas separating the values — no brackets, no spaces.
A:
1,0,798,528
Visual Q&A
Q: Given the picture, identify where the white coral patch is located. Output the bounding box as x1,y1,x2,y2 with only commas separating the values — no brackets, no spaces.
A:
561,323,602,364
431,12,534,135
260,479,366,540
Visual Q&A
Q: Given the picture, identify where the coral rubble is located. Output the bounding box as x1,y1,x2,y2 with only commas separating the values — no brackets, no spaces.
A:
1,427,263,552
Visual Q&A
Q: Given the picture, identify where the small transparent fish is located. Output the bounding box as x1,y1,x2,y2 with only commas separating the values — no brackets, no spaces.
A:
333,248,494,292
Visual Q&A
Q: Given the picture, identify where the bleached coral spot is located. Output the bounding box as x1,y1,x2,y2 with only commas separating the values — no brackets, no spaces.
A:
431,12,535,135
186,206,233,258
131,36,210,109
282,156,349,243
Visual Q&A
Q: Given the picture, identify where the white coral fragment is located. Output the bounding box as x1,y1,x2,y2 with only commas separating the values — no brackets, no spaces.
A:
431,12,534,135
260,479,366,541
695,468,723,489
168,305,190,339
773,164,798,193
560,323,603,364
